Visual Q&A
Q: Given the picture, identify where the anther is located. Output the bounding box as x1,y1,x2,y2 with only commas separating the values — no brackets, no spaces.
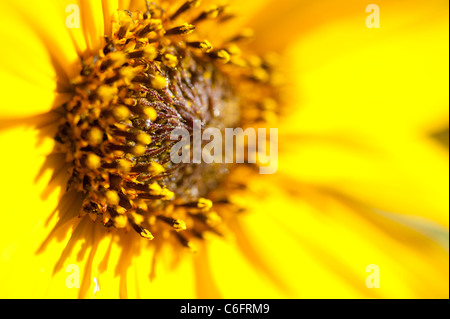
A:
191,5,221,24
165,23,196,36
186,40,213,52
228,28,255,43
170,0,202,20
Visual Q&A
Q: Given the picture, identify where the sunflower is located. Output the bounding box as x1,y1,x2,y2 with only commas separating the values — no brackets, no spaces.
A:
0,0,448,299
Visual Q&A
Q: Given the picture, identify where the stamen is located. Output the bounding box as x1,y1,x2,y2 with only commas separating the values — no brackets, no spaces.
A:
209,50,231,64
175,232,196,252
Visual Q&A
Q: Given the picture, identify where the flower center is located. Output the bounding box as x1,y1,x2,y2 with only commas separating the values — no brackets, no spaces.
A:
56,1,280,248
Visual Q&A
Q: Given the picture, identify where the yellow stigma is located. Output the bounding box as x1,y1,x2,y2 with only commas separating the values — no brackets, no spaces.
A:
199,40,213,52
173,219,187,231
225,44,241,56
167,23,196,35
86,127,104,145
56,4,280,247
163,54,179,68
215,50,231,64
189,0,201,8
187,40,213,52
140,229,154,240
105,190,120,206
252,67,270,83
112,105,130,121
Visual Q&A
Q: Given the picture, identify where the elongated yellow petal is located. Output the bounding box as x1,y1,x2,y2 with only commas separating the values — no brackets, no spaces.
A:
0,124,199,298
208,174,448,298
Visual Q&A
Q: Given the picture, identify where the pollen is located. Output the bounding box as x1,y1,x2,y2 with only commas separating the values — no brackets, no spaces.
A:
112,105,130,121
143,107,157,121
105,190,120,206
150,75,168,90
136,133,152,145
85,153,101,170
197,198,213,211
139,229,155,240
56,0,282,248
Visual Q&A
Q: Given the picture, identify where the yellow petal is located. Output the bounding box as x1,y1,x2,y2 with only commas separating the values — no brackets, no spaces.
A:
250,1,448,131
1,0,85,79
0,123,68,297
203,233,288,298
214,174,449,298
274,1,448,226
278,132,449,227
0,0,122,118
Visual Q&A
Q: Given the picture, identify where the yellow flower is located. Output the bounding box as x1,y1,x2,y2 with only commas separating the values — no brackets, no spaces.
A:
0,0,448,299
